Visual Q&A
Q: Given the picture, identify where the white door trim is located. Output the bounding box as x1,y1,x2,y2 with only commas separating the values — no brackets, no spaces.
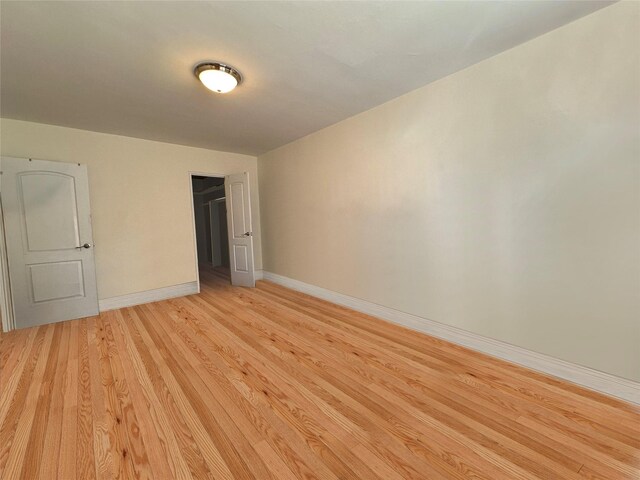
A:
188,172,226,292
0,196,15,332
99,281,199,312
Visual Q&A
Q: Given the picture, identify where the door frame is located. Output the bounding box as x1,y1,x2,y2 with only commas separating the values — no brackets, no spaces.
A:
0,196,15,332
188,171,227,292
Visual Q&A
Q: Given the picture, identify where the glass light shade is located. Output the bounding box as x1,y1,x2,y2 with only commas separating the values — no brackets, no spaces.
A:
198,68,238,93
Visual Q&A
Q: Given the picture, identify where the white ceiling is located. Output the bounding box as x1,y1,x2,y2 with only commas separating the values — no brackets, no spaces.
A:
1,1,613,155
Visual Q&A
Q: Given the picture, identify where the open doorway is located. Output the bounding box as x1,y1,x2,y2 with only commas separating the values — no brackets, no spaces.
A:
191,171,256,290
191,175,230,282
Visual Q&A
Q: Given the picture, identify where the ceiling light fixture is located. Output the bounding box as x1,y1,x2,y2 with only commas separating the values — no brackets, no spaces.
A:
194,62,242,94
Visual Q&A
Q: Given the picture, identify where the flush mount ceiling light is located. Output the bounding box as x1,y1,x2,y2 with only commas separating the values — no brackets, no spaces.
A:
194,62,242,94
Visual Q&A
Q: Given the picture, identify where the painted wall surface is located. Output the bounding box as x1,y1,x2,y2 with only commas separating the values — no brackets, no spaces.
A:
0,119,262,300
258,3,640,381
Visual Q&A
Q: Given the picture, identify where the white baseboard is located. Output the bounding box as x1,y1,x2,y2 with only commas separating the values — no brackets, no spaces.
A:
254,269,264,281
261,271,640,405
99,281,199,312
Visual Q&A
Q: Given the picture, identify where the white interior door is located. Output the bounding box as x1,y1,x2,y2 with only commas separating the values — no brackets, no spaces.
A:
1,157,99,329
225,172,255,287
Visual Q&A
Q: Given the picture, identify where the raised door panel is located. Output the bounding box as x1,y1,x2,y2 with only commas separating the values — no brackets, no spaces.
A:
229,182,247,237
19,172,80,251
233,245,249,272
29,261,85,303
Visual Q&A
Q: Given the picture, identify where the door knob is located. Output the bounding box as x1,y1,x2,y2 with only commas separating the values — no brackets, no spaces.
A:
243,232,252,237
76,243,92,249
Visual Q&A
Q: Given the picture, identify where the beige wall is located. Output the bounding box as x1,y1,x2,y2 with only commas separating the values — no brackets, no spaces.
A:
0,119,262,300
258,3,640,381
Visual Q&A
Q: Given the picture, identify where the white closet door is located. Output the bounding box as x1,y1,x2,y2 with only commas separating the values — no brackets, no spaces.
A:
225,172,255,287
1,157,99,328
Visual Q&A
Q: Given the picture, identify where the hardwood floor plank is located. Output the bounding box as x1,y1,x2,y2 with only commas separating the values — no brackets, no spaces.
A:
124,306,232,480
158,298,385,480
194,287,553,479
0,328,27,384
186,291,518,479
0,325,52,478
0,327,38,428
59,319,79,480
253,440,299,480
38,321,71,478
108,309,187,479
86,318,115,480
0,268,638,479
216,284,583,477
118,306,214,480
19,323,63,478
76,319,97,480
100,313,154,479
162,302,345,480
178,293,435,479
137,303,270,480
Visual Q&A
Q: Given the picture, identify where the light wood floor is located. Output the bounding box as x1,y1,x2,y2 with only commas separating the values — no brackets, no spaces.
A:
1,268,638,479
